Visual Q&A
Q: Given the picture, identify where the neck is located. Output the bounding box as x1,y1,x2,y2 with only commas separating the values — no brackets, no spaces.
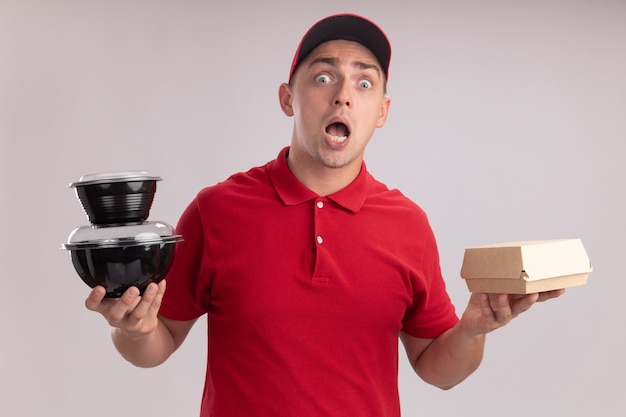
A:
286,150,361,196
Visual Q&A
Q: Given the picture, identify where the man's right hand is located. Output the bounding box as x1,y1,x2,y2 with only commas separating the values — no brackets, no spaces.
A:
85,280,166,338
85,279,195,368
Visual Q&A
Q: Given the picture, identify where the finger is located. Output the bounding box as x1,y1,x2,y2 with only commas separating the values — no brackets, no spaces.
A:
489,294,513,324
536,288,566,302
510,293,539,316
107,286,141,323
126,282,162,324
478,293,493,316
480,293,504,323
148,280,167,316
85,286,107,312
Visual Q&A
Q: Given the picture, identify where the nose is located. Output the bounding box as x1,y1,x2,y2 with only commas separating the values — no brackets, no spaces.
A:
333,80,352,107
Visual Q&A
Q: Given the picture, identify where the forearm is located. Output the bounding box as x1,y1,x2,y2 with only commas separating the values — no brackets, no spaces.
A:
111,318,177,368
413,323,485,390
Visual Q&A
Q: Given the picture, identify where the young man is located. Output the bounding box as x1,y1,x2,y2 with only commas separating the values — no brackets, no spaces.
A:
86,14,564,417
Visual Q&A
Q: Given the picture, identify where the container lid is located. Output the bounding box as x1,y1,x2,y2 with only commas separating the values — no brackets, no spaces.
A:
62,220,183,249
460,239,592,282
69,170,162,187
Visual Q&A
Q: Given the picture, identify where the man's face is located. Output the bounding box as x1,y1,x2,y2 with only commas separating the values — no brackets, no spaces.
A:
280,40,390,174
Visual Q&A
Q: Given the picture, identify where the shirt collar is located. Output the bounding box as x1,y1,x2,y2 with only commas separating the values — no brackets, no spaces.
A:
267,147,371,213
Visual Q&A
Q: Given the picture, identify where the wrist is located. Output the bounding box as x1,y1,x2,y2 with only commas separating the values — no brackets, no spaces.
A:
112,325,155,343
457,318,487,342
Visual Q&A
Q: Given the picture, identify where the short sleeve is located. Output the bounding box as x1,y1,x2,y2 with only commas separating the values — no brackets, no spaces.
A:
401,229,459,338
159,196,211,321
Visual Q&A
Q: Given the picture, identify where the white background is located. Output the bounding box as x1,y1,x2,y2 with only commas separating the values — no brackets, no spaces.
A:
2,1,625,416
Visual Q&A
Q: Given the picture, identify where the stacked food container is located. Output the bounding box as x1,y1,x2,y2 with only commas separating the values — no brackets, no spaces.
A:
62,171,182,297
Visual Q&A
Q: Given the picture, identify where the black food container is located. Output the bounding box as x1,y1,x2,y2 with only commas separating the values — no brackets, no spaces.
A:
69,171,162,225
63,171,182,297
62,221,182,297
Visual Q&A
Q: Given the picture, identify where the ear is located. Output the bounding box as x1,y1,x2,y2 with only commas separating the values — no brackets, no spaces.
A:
376,96,391,128
278,83,294,117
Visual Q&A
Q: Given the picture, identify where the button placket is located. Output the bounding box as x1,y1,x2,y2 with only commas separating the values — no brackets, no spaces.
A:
312,197,329,284
315,198,325,246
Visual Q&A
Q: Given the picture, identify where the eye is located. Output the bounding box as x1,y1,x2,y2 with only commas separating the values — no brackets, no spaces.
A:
315,74,331,84
359,79,372,89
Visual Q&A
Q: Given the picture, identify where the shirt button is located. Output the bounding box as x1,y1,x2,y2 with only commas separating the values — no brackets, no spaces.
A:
316,235,323,244
316,201,324,209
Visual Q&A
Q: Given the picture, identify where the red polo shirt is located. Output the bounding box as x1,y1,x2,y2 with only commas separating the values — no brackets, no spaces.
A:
160,147,458,417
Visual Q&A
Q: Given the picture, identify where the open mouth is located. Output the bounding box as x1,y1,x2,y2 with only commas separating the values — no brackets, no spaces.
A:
325,122,350,143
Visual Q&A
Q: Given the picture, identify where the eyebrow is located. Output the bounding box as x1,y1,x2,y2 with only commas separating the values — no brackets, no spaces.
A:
308,56,382,77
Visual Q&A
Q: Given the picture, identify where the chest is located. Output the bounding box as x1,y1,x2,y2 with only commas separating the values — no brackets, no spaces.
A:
204,196,427,337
